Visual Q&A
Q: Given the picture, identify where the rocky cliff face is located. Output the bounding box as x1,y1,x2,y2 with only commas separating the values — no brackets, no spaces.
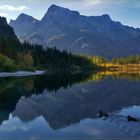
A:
10,4,140,58
10,13,39,43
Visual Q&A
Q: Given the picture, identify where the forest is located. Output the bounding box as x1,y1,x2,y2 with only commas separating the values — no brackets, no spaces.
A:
90,55,140,65
0,40,97,72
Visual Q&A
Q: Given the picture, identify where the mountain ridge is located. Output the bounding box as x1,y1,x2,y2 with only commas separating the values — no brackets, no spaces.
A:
10,4,140,58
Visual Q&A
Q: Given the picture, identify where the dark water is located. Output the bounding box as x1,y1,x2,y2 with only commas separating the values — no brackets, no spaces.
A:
0,72,140,139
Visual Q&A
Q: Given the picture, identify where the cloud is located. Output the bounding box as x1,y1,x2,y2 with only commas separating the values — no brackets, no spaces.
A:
0,12,8,17
0,5,28,11
82,0,103,6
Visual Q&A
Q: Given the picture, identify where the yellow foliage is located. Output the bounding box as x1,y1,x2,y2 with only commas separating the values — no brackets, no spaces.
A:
16,52,33,66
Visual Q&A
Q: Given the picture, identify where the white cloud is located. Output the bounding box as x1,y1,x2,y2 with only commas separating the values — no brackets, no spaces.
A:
74,0,102,5
0,12,8,17
87,0,103,5
0,5,28,11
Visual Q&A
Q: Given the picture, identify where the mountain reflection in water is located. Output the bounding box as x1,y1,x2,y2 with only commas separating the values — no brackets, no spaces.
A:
0,71,140,138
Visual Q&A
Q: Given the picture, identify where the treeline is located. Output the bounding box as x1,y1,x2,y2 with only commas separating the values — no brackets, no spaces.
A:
111,55,140,64
37,47,96,71
24,43,97,72
0,40,97,72
90,55,140,65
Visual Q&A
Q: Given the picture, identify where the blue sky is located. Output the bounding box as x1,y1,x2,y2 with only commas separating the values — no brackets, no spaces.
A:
0,0,140,28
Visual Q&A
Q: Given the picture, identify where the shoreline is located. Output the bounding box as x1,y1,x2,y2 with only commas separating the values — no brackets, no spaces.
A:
100,63,140,71
0,70,46,77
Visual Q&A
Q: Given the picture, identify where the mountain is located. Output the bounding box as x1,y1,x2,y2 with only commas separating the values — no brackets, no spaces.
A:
10,4,140,58
10,13,39,43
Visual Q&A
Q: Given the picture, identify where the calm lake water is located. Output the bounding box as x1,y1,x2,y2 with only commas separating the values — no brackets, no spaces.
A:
0,72,140,139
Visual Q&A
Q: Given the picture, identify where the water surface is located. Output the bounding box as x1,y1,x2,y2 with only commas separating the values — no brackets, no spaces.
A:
0,72,140,139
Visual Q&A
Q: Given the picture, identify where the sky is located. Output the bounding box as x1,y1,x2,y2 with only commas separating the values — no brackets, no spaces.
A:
0,0,140,28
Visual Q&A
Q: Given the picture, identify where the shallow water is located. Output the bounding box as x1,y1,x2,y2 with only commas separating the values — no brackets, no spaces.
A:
0,72,140,139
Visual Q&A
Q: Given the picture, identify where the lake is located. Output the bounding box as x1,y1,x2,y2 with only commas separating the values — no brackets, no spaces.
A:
0,71,140,139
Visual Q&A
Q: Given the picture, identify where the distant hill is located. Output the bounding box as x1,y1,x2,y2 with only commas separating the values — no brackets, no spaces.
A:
0,17,21,59
10,4,140,58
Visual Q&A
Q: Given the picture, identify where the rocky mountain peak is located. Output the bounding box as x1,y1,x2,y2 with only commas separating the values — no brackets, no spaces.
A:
13,13,38,23
42,4,80,20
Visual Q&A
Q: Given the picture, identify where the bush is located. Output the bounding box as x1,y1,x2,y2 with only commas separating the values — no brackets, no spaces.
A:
0,53,16,72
